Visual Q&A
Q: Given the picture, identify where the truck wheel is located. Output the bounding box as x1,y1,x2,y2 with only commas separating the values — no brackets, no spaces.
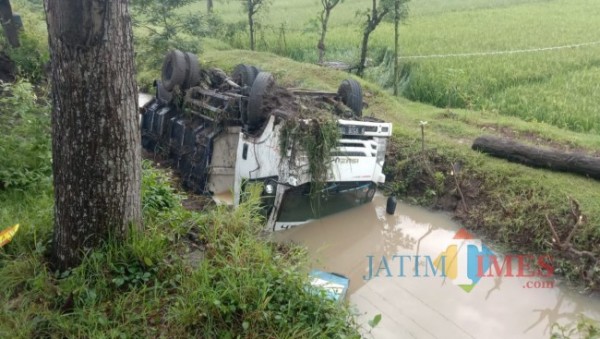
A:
161,50,187,91
386,196,397,215
366,186,376,201
232,64,258,88
184,52,201,89
337,79,363,116
246,72,275,130
155,80,173,104
250,65,261,79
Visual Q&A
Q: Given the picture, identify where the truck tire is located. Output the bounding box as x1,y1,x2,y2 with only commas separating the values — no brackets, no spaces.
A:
386,196,397,215
246,72,275,130
250,65,261,79
232,64,258,88
184,52,201,89
337,79,363,116
161,50,187,91
366,186,376,201
155,80,173,104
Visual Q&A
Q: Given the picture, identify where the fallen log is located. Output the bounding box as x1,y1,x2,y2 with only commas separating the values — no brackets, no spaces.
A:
472,135,600,179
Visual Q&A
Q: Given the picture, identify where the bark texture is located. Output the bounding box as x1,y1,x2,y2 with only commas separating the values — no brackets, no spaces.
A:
472,135,600,180
45,0,142,270
248,0,255,51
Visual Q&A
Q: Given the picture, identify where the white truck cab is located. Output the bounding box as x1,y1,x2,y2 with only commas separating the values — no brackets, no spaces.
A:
140,51,392,231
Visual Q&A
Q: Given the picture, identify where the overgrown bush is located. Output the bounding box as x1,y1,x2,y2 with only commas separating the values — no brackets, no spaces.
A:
141,160,183,215
132,0,224,90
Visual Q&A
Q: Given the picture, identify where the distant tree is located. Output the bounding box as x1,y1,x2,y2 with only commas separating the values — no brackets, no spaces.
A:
245,0,268,51
0,0,20,47
392,0,409,95
356,0,393,77
45,0,142,270
132,0,212,69
132,0,200,42
207,0,213,13
317,0,342,64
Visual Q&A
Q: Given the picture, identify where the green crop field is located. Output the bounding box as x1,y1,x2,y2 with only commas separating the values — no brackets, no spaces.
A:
188,0,600,133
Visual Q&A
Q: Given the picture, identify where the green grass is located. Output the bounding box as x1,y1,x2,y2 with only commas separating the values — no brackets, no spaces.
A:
203,48,600,289
188,0,600,132
0,166,361,337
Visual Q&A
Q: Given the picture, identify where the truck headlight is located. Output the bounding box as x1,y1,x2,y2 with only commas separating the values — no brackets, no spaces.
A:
265,184,275,195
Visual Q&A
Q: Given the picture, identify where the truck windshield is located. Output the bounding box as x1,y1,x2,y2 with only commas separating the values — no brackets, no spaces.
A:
277,182,375,223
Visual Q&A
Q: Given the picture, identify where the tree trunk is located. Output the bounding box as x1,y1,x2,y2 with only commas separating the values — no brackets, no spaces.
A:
45,0,142,270
472,136,600,180
0,0,20,47
317,8,331,64
357,28,372,77
393,0,400,96
207,0,213,13
248,2,255,51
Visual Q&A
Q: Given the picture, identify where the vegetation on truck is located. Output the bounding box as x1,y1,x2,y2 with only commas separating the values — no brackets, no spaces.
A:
141,49,392,231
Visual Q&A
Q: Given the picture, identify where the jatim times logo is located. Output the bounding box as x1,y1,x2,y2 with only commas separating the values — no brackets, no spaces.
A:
363,228,555,291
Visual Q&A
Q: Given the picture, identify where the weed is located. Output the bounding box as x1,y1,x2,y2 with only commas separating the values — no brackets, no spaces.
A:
0,81,51,190
551,316,600,339
279,117,340,213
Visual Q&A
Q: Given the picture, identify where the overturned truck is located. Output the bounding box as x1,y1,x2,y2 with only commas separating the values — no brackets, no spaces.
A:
140,50,393,231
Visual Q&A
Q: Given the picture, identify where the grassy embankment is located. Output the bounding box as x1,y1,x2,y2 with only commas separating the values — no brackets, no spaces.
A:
194,0,600,133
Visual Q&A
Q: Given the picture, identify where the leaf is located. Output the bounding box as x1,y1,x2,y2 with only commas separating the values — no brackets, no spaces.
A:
242,321,249,331
368,314,382,328
0,224,20,248
112,277,125,287
143,257,154,267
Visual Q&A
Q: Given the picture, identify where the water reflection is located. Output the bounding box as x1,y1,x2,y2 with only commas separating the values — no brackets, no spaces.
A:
274,195,600,339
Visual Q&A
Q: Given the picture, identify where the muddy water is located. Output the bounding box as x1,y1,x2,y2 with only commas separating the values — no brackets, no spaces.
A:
274,195,600,339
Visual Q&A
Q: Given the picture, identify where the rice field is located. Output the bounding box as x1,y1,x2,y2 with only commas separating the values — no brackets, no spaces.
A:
188,0,600,133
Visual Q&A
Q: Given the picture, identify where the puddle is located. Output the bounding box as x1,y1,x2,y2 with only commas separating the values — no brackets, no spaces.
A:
274,195,600,339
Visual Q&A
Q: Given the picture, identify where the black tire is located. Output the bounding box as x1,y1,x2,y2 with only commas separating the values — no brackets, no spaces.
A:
246,72,275,129
337,79,363,116
155,80,173,104
232,64,258,87
386,196,397,215
366,186,376,201
184,52,201,89
161,50,187,91
250,66,261,79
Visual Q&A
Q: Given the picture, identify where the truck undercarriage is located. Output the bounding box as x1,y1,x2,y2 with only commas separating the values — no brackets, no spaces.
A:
140,50,392,231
